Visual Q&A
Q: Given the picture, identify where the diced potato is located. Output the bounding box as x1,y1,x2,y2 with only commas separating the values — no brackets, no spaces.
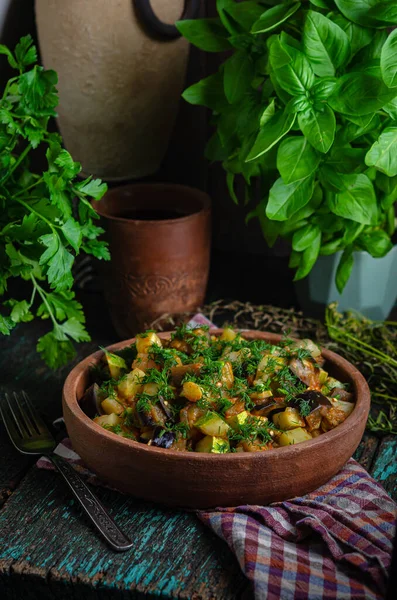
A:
117,368,145,399
322,405,349,429
169,338,191,354
305,409,322,431
104,351,127,379
222,346,251,363
181,381,203,402
131,353,158,372
293,338,322,358
94,413,122,428
226,410,249,431
278,427,312,446
311,429,322,438
237,439,273,452
195,435,230,453
272,407,305,430
330,399,355,418
220,327,237,342
136,332,162,354
221,361,234,389
255,354,285,383
101,397,124,415
250,388,273,402
142,382,159,397
195,412,230,438
319,369,328,384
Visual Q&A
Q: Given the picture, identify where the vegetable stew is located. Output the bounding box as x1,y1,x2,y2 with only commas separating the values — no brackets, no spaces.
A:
82,326,355,453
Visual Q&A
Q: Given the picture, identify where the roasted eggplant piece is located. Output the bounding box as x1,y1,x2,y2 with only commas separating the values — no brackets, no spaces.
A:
79,383,104,418
290,390,331,412
137,402,167,428
152,427,176,449
159,395,174,420
289,390,331,431
251,398,286,419
170,362,202,386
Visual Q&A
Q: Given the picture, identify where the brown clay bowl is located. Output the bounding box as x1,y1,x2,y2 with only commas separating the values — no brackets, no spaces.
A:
62,330,371,508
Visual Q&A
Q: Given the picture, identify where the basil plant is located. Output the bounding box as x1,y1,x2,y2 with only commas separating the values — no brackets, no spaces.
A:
177,0,397,292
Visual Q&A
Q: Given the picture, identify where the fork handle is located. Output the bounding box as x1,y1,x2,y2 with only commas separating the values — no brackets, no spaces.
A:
48,454,133,552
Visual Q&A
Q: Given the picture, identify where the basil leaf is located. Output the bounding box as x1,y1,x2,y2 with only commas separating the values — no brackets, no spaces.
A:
303,11,351,77
343,221,365,244
329,13,372,57
216,0,240,35
381,29,397,88
267,175,315,221
257,204,282,247
224,2,265,31
358,229,393,257
224,50,254,104
328,173,378,225
384,97,397,121
365,127,397,176
182,72,227,111
259,98,276,127
336,246,354,294
321,238,344,256
269,36,315,96
329,73,397,115
175,18,231,52
251,2,301,34
246,110,296,162
310,0,335,8
366,2,397,27
292,223,321,251
335,0,397,28
298,105,336,153
325,146,366,173
277,136,320,184
293,228,322,280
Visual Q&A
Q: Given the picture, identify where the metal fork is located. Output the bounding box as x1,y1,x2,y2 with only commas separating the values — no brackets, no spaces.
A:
0,391,133,552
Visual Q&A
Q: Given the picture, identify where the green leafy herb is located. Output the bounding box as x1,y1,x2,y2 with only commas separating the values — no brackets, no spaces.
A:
0,35,109,368
178,1,397,292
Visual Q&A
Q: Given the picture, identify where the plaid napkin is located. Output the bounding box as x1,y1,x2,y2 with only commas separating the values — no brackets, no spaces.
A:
37,314,397,600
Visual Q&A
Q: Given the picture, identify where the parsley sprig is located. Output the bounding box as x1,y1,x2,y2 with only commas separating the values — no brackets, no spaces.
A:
0,36,110,368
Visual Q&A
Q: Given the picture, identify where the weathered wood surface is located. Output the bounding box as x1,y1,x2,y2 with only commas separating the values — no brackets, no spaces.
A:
0,312,396,599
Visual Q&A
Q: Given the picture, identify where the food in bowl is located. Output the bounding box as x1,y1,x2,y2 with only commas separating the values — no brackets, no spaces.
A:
82,325,356,454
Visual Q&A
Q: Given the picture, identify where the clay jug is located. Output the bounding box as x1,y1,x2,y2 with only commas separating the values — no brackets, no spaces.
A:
35,0,191,181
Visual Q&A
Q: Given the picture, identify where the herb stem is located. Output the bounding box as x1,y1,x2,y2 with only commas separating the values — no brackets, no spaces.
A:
0,144,31,186
14,177,44,197
13,196,56,232
30,275,57,328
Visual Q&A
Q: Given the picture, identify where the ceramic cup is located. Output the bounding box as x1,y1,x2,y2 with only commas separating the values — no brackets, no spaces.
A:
95,183,211,338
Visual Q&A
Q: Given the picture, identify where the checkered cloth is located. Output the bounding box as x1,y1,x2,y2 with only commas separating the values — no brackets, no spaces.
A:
37,314,397,600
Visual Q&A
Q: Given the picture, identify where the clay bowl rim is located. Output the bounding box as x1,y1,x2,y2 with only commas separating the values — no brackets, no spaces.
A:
63,329,371,462
94,182,211,226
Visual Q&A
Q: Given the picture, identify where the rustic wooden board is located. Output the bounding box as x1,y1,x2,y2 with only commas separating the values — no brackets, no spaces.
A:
0,467,249,600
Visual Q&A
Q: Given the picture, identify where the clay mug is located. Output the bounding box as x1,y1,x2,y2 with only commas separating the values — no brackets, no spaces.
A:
95,183,211,337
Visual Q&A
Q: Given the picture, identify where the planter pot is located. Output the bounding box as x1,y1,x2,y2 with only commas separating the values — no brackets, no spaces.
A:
95,183,211,337
296,247,397,320
35,0,190,180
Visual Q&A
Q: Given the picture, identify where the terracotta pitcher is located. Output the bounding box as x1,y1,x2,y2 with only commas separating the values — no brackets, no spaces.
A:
95,183,211,337
35,0,195,180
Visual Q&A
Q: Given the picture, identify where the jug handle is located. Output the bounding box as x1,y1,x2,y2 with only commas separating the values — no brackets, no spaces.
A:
134,0,200,40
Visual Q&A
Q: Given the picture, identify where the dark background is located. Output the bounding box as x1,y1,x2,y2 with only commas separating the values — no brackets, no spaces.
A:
0,0,297,333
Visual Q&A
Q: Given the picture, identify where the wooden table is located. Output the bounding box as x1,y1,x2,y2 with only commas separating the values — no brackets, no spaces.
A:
0,307,396,600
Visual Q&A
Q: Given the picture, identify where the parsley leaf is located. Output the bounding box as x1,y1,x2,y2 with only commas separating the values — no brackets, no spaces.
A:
0,36,110,368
